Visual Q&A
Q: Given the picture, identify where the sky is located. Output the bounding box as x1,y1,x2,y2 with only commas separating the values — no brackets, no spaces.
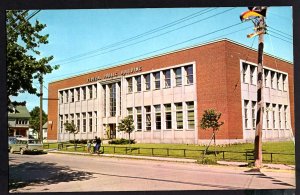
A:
11,7,293,114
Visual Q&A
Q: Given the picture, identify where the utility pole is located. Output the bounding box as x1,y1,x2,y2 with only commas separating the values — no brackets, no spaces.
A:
39,74,43,143
240,7,267,169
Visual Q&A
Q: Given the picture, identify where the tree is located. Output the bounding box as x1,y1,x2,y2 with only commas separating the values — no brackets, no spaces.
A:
64,122,79,144
29,106,47,135
6,10,59,108
200,109,224,158
118,116,135,149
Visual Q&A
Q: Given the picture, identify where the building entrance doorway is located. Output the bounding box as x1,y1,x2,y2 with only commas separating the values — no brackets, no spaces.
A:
108,124,116,139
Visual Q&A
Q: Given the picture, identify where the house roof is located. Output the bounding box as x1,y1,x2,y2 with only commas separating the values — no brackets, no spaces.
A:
8,105,31,119
43,122,48,129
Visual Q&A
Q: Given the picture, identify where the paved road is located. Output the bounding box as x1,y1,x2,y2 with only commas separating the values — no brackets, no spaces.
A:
9,153,295,192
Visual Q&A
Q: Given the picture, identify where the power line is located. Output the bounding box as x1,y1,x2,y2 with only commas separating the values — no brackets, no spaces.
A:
267,29,292,41
45,22,247,82
57,8,237,65
52,8,216,64
267,33,293,45
26,10,41,20
268,26,292,38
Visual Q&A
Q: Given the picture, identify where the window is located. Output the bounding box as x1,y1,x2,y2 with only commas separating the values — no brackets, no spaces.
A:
145,106,151,130
277,73,281,90
82,87,86,100
278,105,282,129
65,114,69,124
127,108,133,119
164,70,171,88
65,91,69,103
109,83,116,117
103,85,106,117
175,68,182,86
144,74,150,90
244,100,249,129
119,82,121,115
154,72,160,89
94,84,97,98
242,63,248,83
187,102,195,129
70,114,74,125
59,91,63,104
271,72,276,89
88,86,93,99
272,104,276,129
284,105,288,129
266,103,270,129
155,105,161,130
76,113,80,132
127,78,133,93
185,65,193,84
283,74,287,91
60,115,63,133
165,104,172,129
70,89,74,103
252,101,256,129
76,88,80,101
136,107,142,130
175,103,183,129
250,66,255,85
136,76,141,92
94,112,97,132
89,112,92,132
82,113,86,132
264,70,269,87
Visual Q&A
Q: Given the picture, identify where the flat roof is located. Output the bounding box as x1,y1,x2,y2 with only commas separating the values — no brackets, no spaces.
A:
50,38,293,84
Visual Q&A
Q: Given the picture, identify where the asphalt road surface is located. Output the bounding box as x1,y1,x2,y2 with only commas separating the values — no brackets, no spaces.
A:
9,153,295,192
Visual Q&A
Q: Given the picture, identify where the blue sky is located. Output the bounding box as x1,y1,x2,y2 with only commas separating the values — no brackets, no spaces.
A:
11,7,293,113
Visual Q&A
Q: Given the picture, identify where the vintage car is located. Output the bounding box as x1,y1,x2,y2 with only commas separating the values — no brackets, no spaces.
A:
9,138,44,155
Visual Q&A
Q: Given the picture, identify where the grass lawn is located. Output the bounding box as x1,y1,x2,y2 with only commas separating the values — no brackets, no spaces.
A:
44,141,295,165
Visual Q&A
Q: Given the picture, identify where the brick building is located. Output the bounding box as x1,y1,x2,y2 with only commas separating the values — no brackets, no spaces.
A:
47,39,294,144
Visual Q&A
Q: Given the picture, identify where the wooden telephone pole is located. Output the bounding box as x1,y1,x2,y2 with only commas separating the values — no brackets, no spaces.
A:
39,74,43,143
240,7,267,169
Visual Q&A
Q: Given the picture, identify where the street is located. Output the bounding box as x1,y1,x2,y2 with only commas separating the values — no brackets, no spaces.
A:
9,153,295,192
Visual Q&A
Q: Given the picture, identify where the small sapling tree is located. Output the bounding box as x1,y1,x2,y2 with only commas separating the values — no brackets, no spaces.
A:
64,122,79,144
200,109,224,158
118,116,135,151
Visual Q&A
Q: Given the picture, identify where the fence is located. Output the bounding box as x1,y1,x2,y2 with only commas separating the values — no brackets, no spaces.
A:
45,143,294,164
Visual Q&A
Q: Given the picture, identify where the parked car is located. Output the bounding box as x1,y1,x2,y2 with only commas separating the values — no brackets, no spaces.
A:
9,138,44,155
8,137,17,151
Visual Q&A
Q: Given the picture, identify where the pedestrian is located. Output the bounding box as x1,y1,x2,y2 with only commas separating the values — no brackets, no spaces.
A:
95,136,101,154
87,140,91,153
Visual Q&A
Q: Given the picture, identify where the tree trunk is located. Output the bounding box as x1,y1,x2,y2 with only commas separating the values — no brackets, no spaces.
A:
213,129,216,157
129,132,131,152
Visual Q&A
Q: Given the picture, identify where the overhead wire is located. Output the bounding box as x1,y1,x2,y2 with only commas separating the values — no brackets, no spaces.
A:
52,8,216,64
45,22,248,82
57,8,237,65
267,26,292,38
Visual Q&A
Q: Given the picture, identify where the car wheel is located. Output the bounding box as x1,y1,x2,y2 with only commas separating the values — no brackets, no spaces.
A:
20,149,24,155
10,148,14,154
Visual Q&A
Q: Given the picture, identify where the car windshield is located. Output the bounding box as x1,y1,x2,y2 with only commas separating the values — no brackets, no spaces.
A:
28,140,41,144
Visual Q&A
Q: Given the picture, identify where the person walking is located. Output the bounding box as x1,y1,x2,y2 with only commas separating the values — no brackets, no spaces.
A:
94,136,101,154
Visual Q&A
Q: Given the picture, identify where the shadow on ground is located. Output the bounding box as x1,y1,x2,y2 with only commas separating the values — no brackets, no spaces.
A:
9,160,94,192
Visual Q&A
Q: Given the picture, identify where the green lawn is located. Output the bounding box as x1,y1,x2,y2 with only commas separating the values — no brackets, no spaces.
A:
44,141,295,165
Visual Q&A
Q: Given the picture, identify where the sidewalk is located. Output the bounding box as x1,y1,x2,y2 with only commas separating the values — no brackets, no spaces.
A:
46,149,294,170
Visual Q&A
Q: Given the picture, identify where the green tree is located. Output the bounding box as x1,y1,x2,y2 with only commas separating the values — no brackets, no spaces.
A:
6,10,59,108
64,122,79,144
29,106,47,135
118,116,135,149
200,109,224,157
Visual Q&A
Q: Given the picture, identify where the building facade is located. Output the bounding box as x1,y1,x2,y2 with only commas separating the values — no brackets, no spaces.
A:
8,105,31,137
47,39,294,144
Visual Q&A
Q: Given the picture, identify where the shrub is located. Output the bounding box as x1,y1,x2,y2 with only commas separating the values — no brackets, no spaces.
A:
108,138,136,145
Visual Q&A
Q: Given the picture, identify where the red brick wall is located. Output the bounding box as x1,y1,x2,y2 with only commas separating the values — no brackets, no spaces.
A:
47,40,294,141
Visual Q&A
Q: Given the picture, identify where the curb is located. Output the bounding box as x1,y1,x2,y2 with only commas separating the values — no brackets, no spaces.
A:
47,150,197,163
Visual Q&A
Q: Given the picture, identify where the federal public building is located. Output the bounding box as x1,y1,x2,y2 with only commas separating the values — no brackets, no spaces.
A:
47,39,294,144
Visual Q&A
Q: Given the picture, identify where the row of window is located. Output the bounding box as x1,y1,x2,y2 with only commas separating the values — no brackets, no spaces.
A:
242,63,288,91
59,84,97,104
243,100,289,130
59,112,98,133
126,65,193,93
15,119,28,125
127,101,195,131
